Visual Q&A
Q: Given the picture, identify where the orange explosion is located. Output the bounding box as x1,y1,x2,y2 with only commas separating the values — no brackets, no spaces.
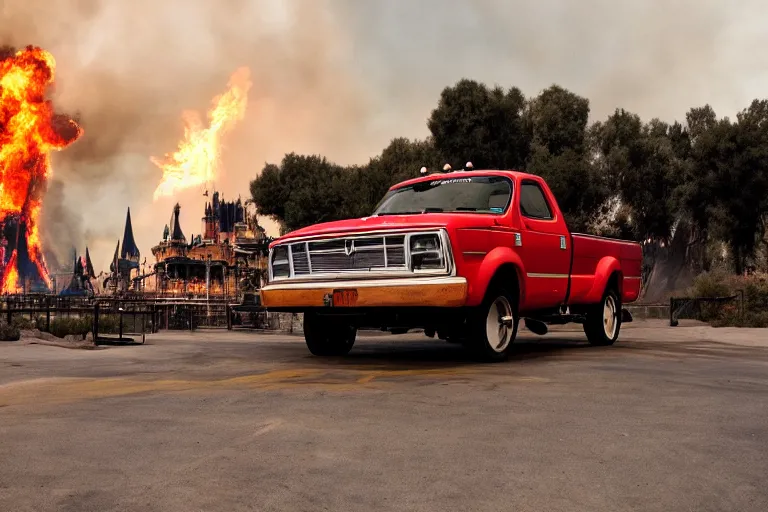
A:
151,67,252,200
0,46,83,293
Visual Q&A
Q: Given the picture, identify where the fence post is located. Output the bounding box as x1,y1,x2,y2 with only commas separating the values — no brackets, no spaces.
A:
119,309,124,340
227,304,232,330
669,297,678,327
93,302,99,342
46,297,51,332
189,307,194,332
737,289,744,323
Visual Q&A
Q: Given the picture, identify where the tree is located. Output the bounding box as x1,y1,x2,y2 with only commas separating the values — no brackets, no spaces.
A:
527,86,604,231
428,79,529,169
683,101,768,273
686,105,717,142
249,163,287,221
528,85,590,156
590,110,682,241
249,154,350,233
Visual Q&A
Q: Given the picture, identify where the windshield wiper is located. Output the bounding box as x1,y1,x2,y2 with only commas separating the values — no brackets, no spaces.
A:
375,208,444,216
454,207,478,211
375,211,423,216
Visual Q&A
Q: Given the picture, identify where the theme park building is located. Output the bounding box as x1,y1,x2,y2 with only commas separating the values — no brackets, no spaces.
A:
149,192,269,299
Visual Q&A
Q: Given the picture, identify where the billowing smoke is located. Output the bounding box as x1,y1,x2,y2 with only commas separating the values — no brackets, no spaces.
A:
1,0,373,271
1,0,765,271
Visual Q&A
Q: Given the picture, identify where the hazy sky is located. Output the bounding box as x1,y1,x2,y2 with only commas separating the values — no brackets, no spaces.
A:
2,0,767,271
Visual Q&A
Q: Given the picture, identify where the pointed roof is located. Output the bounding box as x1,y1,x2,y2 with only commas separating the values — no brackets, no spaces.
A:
121,208,140,261
110,239,119,273
85,247,96,279
72,251,82,277
170,203,186,242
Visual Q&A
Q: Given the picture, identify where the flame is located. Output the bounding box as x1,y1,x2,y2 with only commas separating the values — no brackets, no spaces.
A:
151,67,252,200
0,46,82,294
2,251,21,294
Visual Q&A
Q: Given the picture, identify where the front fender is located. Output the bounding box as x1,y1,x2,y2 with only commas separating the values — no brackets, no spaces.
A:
584,256,622,303
466,246,526,307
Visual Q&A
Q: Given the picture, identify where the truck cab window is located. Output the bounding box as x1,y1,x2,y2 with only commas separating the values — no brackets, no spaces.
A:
519,182,553,220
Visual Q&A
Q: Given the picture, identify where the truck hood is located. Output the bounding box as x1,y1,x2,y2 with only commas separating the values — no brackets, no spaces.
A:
271,213,501,246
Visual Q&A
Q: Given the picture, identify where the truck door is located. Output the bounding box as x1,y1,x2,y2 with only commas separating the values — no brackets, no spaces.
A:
517,179,572,310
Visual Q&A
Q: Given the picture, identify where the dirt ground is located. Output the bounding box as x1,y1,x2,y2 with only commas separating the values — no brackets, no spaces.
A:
1,320,766,512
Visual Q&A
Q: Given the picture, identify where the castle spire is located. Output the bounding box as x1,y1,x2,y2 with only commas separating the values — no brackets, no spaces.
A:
121,207,140,262
84,246,96,279
170,203,186,242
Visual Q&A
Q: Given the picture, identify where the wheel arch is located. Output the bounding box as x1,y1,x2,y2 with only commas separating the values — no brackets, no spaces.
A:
468,247,525,307
585,256,622,303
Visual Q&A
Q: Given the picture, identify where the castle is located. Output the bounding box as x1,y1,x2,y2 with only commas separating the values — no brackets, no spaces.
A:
149,192,270,299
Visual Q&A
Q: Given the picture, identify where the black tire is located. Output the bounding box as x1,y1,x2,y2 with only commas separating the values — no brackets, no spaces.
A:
466,285,519,362
303,312,357,356
583,288,621,346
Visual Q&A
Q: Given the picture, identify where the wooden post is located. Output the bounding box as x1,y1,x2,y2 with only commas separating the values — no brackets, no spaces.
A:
227,304,232,330
93,302,99,342
669,297,678,327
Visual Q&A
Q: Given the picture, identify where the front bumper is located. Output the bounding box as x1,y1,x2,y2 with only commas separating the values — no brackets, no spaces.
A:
260,276,468,309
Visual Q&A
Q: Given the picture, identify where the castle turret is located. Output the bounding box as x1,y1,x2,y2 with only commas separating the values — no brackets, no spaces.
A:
170,203,186,242
202,200,217,240
84,246,96,279
121,208,140,263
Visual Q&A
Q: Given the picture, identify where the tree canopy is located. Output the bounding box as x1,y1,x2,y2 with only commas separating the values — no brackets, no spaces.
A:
250,79,768,274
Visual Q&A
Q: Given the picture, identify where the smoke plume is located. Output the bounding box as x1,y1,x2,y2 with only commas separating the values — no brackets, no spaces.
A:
1,0,765,271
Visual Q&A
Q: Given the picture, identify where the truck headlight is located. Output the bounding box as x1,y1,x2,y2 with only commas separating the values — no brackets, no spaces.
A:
271,245,290,279
409,233,445,270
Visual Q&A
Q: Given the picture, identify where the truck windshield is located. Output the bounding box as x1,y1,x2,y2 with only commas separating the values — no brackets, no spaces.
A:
373,175,513,215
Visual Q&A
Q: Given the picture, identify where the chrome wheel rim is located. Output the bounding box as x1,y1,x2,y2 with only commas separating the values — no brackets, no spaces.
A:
486,296,513,353
603,295,618,339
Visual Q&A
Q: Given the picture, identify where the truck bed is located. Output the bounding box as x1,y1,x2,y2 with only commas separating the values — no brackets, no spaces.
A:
569,233,643,305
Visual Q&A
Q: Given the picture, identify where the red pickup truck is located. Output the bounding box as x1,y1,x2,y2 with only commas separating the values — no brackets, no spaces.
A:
261,168,642,361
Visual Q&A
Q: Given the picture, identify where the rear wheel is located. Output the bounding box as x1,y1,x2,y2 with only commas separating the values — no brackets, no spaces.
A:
467,286,519,362
303,312,357,356
583,288,621,346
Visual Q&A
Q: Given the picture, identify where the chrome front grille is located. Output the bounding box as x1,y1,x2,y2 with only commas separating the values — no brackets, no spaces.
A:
290,234,407,276
269,229,453,281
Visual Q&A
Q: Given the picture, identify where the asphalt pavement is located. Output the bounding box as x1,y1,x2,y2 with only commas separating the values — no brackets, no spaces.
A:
1,320,766,512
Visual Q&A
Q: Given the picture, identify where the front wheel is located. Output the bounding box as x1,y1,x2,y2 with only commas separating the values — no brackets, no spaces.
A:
303,312,357,356
467,286,519,362
583,289,621,346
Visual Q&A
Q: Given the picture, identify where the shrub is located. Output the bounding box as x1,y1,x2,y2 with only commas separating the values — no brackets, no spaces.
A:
10,315,36,330
688,272,768,327
0,321,20,341
689,270,731,299
46,317,92,339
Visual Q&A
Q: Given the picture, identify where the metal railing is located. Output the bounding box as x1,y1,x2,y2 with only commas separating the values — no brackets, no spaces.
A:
0,293,272,337
0,296,159,344
669,290,744,326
